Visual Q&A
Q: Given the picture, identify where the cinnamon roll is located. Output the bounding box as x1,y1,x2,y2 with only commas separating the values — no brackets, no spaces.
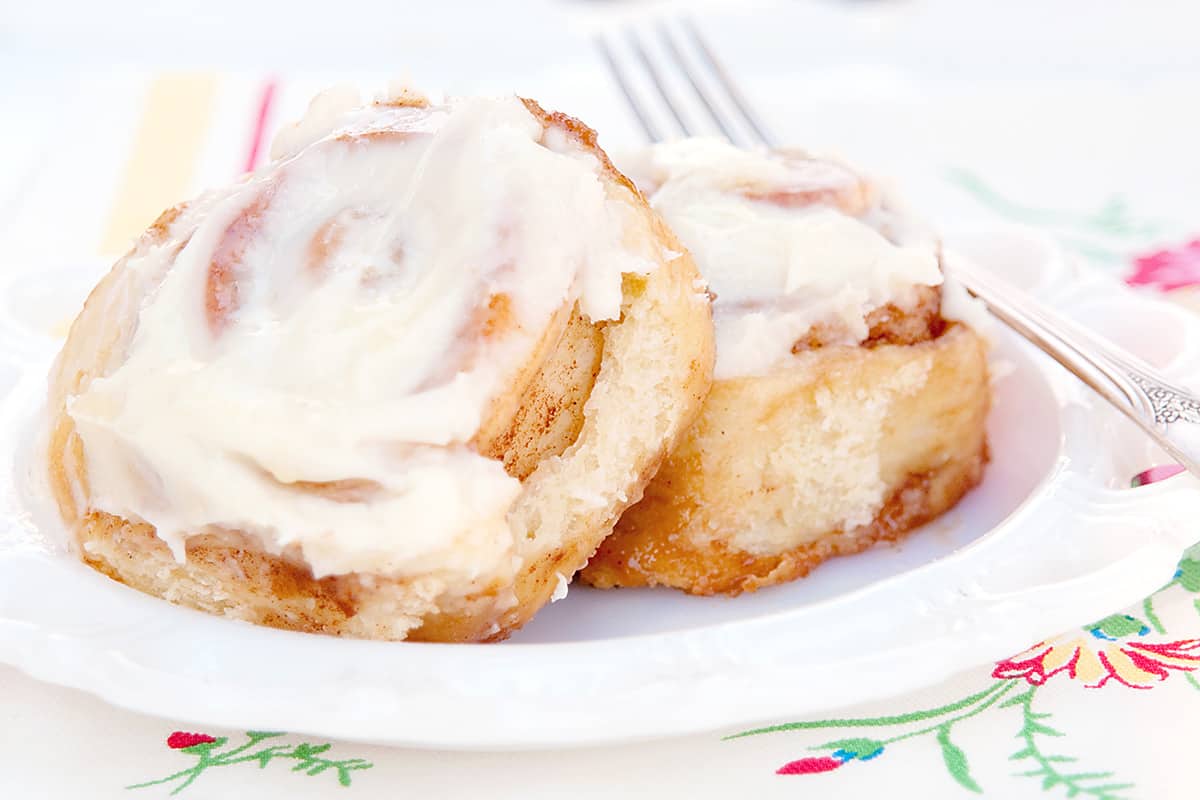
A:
580,139,990,595
47,89,714,640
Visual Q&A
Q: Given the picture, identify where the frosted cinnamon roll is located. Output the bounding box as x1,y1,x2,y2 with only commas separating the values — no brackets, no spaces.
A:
47,89,714,640
580,139,990,595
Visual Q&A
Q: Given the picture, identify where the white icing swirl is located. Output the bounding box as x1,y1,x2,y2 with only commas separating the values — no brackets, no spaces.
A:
623,138,945,379
68,91,652,580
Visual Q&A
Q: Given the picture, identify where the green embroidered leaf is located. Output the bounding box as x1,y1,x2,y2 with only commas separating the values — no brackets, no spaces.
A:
1178,558,1200,592
1090,784,1134,793
1010,691,1134,799
1063,772,1113,781
1024,721,1064,737
936,726,982,793
999,689,1034,709
291,743,332,758
180,738,226,755
1143,596,1167,635
816,737,885,760
1088,614,1147,640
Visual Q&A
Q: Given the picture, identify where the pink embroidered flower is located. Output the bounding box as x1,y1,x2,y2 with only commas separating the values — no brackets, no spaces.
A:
994,636,1200,688
1127,239,1200,291
166,731,217,749
777,756,846,775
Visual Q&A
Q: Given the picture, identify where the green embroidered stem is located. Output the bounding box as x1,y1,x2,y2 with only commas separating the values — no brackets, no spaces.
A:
127,732,373,795
799,680,1017,793
127,763,206,795
809,683,1017,793
1009,686,1133,799
1143,595,1166,635
879,680,1018,746
943,168,1161,238
202,730,284,763
944,168,1081,227
726,680,1010,740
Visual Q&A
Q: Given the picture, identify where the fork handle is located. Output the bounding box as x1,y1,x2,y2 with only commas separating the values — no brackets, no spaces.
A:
945,255,1200,478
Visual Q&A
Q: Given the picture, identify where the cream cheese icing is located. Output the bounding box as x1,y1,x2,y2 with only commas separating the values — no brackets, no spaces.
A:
623,138,946,379
67,91,653,580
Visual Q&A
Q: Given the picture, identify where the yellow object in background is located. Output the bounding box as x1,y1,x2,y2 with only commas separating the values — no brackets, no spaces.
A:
99,74,217,256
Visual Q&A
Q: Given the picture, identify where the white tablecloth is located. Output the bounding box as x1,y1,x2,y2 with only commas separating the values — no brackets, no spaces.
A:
4,2,1200,797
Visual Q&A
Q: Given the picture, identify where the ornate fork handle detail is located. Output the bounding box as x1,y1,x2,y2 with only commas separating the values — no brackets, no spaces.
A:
1130,375,1200,426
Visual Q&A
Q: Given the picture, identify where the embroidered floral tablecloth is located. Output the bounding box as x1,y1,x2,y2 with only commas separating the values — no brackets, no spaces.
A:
5,557,1200,799
5,13,1200,794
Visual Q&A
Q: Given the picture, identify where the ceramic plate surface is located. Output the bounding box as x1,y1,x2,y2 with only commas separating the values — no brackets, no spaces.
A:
1,228,1199,749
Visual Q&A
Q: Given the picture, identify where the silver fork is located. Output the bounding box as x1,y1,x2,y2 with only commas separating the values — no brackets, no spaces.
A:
596,18,1200,479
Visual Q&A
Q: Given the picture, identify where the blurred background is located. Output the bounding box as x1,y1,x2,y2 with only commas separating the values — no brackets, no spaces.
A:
2,0,1200,307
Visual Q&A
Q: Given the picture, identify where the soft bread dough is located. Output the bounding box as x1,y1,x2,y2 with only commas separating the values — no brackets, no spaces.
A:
580,323,989,594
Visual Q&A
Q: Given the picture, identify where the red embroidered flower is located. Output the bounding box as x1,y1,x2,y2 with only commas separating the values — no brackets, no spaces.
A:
776,739,884,776
994,636,1200,688
777,756,846,775
1127,239,1200,291
167,731,217,749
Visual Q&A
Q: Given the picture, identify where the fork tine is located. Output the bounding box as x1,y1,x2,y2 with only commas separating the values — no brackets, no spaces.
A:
624,27,693,138
655,21,738,144
680,16,776,148
595,34,662,143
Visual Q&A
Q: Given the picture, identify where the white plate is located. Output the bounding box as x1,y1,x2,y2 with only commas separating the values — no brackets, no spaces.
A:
0,230,1198,749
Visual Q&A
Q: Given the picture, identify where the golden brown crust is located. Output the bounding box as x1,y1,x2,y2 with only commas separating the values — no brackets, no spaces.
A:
49,99,715,641
579,323,990,595
78,513,378,635
581,439,987,595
